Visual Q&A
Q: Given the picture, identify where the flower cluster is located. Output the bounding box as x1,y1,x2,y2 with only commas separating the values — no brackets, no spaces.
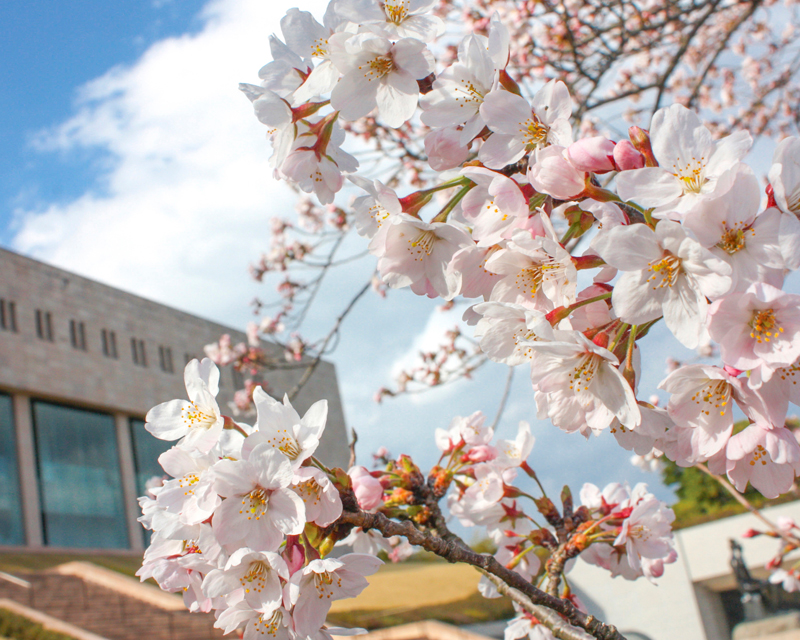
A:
138,358,380,640
138,362,677,640
242,0,800,502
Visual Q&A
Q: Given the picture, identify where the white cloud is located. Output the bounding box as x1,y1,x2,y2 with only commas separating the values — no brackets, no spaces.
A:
12,0,328,325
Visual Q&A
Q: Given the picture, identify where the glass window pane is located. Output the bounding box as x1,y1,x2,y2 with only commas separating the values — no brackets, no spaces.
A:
0,393,24,545
129,418,171,498
32,401,128,549
130,418,171,546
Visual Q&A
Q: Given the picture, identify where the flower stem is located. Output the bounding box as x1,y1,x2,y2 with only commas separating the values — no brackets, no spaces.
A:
432,183,475,223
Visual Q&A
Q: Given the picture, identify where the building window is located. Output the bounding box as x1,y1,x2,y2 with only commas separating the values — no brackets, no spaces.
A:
31,401,128,549
101,329,118,359
0,299,18,333
35,309,54,342
69,320,87,351
131,338,147,367
129,418,171,544
0,393,24,546
158,346,174,373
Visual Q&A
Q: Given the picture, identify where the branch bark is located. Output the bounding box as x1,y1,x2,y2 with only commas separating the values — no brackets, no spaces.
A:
338,509,627,640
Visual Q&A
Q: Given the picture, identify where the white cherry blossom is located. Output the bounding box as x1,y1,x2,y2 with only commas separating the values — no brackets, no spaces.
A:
289,554,382,638
708,282,800,381
145,358,224,454
242,387,327,470
479,80,573,169
329,31,434,127
593,220,732,349
335,0,444,42
528,329,640,433
615,104,752,218
420,34,496,144
212,445,305,552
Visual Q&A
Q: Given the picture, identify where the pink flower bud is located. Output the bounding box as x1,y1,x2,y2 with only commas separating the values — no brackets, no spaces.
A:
465,444,497,463
349,466,384,510
424,127,470,171
528,146,586,200
567,137,616,173
612,140,645,170
283,535,306,575
741,528,761,538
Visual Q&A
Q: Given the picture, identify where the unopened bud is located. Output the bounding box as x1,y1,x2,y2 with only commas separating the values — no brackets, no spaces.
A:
612,140,645,170
628,126,657,167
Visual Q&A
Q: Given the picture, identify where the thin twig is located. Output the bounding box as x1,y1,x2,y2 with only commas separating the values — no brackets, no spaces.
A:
287,279,372,401
491,367,515,430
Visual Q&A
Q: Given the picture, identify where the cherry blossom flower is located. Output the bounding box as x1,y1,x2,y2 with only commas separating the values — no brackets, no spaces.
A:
460,167,530,246
467,301,550,366
479,80,573,169
335,0,444,42
242,387,328,470
212,445,306,552
154,447,220,526
424,126,471,171
770,568,800,593
377,214,473,298
420,34,496,144
289,554,383,638
528,329,640,433
726,423,800,498
485,228,577,311
349,466,385,510
280,8,346,103
349,176,402,241
708,283,800,381
769,136,800,218
202,548,288,611
593,220,732,349
615,104,752,218
683,166,786,291
329,31,434,127
293,467,343,526
145,359,224,454
659,365,768,459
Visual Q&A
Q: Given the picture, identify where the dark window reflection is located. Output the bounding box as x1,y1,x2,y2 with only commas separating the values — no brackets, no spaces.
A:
130,418,171,498
32,401,128,549
130,418,171,545
0,393,23,545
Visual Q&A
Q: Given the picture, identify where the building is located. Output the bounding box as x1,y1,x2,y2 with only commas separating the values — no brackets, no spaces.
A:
0,246,349,553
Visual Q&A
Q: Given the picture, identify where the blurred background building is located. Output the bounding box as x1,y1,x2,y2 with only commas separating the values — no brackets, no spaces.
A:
0,246,349,553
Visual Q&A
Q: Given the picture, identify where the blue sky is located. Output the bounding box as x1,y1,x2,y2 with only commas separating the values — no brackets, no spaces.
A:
0,0,209,240
0,0,691,507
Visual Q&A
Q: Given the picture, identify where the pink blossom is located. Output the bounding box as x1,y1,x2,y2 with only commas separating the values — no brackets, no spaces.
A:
567,136,616,174
349,466,384,510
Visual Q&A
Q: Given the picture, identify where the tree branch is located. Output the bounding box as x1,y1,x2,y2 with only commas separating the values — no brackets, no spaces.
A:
338,509,627,640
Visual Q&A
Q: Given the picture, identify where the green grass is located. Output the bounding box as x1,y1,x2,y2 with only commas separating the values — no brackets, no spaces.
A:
0,608,78,640
0,553,144,579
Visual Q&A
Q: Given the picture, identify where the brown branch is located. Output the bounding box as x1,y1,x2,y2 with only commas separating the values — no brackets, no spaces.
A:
652,0,724,114
478,570,594,640
338,509,627,640
685,1,762,108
